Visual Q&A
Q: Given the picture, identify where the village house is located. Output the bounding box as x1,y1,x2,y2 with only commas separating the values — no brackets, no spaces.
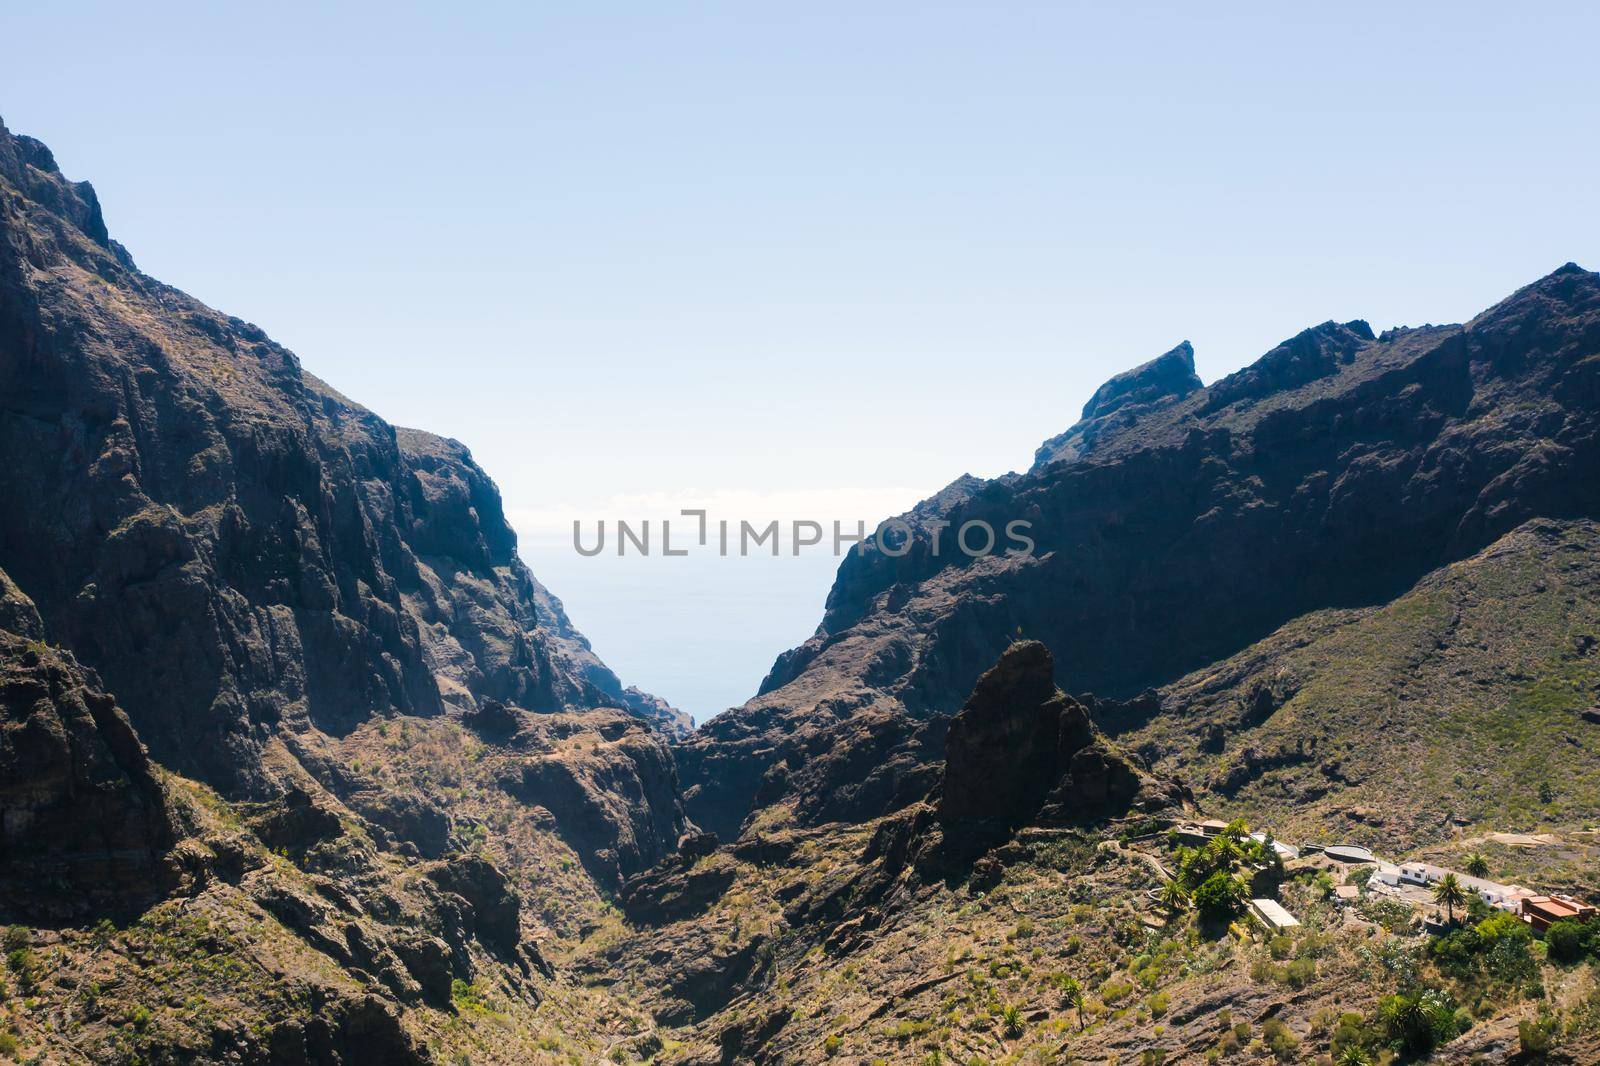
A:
1520,894,1598,933
1249,832,1300,861
1376,861,1534,912
1174,819,1232,846
1174,821,1298,860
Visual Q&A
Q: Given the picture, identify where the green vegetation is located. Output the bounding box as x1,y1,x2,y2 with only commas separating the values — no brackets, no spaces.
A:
1055,974,1085,1030
1544,918,1599,963
1428,911,1538,990
1520,1013,1558,1054
1375,988,1460,1056
1156,879,1189,916
1127,522,1600,845
1193,872,1246,922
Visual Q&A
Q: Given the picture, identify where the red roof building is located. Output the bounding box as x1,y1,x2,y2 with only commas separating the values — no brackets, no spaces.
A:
1520,894,1597,932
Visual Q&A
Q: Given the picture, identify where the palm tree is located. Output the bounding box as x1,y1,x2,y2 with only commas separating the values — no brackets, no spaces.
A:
1157,878,1190,917
1059,976,1085,1031
1433,873,1467,925
1463,851,1490,878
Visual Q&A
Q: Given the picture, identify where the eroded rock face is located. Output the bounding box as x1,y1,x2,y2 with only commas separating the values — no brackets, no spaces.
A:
505,708,687,889
0,570,174,919
682,264,1600,835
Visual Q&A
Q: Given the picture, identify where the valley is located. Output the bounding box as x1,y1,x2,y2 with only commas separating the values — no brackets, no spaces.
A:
3,117,1600,1064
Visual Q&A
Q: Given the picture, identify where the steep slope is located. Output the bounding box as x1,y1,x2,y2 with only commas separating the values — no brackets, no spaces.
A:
1121,516,1600,845
680,265,1600,837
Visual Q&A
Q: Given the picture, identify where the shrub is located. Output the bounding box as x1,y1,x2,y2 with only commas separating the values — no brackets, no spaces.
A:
1283,957,1316,989
1328,1012,1371,1061
1001,1003,1024,1037
1266,934,1294,960
1545,919,1590,964
1376,988,1456,1056
3,949,35,995
1519,1014,1557,1054
823,1034,842,1057
1261,1017,1299,1060
888,1019,932,1043
1485,930,1537,986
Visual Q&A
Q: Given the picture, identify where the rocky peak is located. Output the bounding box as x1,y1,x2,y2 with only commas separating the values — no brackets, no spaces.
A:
1465,260,1598,333
939,641,1185,833
1033,341,1202,467
685,263,1600,838
0,116,120,262
1082,340,1202,421
1201,319,1374,410
0,568,41,640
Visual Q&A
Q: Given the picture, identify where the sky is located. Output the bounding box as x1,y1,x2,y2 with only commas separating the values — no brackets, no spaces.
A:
4,2,1598,722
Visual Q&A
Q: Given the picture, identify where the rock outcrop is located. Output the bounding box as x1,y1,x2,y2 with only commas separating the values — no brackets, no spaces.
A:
937,641,1187,834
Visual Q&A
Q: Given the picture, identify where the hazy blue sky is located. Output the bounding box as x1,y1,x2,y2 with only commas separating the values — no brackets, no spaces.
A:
5,2,1597,721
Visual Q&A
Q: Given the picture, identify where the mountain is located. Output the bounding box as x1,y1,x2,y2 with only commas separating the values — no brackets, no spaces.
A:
678,264,1600,838
8,112,1600,1065
0,118,692,1062
0,116,686,775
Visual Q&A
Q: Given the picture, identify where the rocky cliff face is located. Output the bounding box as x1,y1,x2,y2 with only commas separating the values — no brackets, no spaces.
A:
0,569,175,919
680,263,1600,837
0,117,685,812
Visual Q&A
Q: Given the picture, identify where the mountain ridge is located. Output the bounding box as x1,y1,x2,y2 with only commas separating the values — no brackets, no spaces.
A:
679,260,1600,838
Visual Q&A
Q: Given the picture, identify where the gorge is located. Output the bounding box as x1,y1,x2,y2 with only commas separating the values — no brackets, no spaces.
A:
4,117,1600,1064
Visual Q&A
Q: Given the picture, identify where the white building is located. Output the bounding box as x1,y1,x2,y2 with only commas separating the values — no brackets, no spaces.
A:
1249,898,1301,933
1249,832,1300,861
1373,861,1533,912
